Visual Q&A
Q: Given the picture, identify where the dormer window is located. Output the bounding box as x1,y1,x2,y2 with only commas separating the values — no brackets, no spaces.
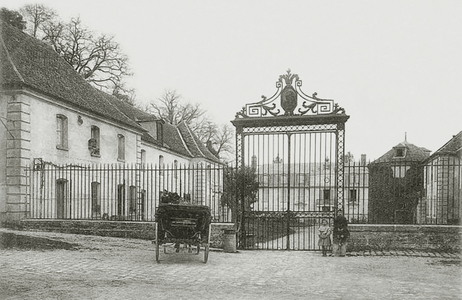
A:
394,147,406,158
156,121,163,144
138,119,164,144
118,134,125,161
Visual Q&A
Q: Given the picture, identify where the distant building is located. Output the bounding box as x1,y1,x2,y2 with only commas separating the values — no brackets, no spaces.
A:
418,131,462,225
254,158,368,222
368,138,431,224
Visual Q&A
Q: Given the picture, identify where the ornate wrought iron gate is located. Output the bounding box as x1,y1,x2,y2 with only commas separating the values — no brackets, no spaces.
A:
232,70,349,250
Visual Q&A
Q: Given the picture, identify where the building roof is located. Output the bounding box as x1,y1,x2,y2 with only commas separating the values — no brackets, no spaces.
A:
0,21,222,164
0,21,141,131
427,131,462,160
162,122,193,157
177,122,221,163
370,139,431,164
108,94,221,163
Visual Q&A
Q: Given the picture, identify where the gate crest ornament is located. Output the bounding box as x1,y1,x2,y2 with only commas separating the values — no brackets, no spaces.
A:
235,69,345,118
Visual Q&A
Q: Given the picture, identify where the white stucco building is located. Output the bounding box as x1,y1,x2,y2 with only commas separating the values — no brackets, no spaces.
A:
0,21,222,222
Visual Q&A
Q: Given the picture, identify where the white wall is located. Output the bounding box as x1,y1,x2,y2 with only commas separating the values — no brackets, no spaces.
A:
28,93,141,165
141,142,190,166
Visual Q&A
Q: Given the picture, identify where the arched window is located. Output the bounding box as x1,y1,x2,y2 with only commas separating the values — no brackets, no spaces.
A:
141,149,146,165
174,160,178,178
129,185,137,216
117,184,125,216
56,179,68,218
159,155,164,175
89,126,100,156
56,114,68,150
91,182,101,218
118,134,125,161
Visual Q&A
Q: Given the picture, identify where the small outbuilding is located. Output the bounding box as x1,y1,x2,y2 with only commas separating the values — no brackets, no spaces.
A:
368,137,431,224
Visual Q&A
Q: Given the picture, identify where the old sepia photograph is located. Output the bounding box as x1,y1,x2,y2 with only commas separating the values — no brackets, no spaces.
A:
0,1,460,299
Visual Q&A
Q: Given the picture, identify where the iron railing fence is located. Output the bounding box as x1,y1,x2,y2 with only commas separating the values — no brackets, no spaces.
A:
27,162,232,223
251,159,460,226
25,159,461,225
348,158,461,225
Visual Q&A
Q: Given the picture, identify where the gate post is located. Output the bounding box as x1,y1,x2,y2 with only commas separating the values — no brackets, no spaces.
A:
336,122,346,211
235,125,246,248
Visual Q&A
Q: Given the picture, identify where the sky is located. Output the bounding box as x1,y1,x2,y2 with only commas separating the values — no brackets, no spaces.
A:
3,0,462,161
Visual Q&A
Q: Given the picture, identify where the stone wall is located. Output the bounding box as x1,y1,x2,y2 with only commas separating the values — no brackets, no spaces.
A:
3,219,234,248
348,224,461,252
3,221,460,252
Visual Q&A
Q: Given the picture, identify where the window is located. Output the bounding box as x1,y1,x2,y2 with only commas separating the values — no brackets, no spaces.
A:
118,134,125,161
174,160,178,178
159,155,164,175
320,189,332,212
141,149,146,165
323,189,331,200
56,115,68,150
117,184,125,216
56,179,68,218
91,182,101,217
157,121,163,144
395,147,405,158
140,190,146,221
349,189,357,202
89,126,100,156
129,186,137,214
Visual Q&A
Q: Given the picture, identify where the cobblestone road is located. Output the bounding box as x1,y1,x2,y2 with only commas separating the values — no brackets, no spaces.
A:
0,229,460,300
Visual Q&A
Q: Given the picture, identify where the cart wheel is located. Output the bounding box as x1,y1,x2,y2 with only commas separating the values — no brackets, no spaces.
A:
155,240,160,263
203,224,211,263
203,244,209,263
155,222,160,263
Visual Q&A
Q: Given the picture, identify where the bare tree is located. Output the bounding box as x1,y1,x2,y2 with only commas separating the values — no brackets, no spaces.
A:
213,124,234,160
112,85,137,106
149,90,206,125
20,4,56,38
41,17,132,93
0,7,26,30
148,90,234,160
196,122,234,160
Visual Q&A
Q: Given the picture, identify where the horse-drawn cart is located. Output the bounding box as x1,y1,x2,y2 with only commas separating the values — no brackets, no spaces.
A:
154,203,212,263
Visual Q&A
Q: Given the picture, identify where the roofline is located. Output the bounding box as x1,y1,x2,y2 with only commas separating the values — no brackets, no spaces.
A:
176,125,194,157
1,86,146,134
425,132,462,162
0,32,24,82
182,122,206,157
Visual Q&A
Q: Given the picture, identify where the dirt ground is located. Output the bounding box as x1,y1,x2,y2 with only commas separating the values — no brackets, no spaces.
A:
0,229,460,300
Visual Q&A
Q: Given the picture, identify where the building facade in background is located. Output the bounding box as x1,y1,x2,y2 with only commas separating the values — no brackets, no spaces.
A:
419,131,462,225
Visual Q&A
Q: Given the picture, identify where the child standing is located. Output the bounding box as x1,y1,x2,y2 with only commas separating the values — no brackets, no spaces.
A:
332,209,349,257
318,219,332,256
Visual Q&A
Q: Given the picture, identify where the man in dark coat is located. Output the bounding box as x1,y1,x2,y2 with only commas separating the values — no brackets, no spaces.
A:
332,209,349,257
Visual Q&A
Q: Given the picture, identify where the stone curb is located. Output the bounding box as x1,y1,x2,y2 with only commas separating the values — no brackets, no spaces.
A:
347,250,461,258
